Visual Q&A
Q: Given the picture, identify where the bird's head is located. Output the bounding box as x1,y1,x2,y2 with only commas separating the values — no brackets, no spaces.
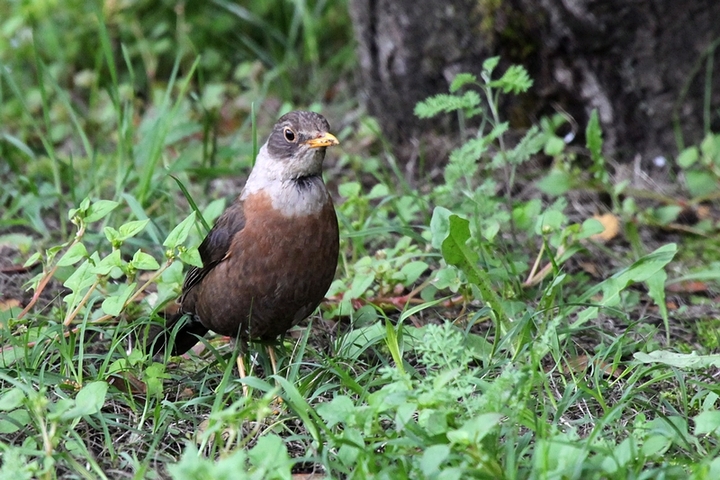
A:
255,110,339,182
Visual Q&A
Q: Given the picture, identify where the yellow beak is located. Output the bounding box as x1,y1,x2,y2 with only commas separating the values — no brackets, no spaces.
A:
305,132,339,148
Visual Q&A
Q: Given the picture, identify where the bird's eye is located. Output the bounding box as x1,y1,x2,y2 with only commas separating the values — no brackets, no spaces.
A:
283,127,296,142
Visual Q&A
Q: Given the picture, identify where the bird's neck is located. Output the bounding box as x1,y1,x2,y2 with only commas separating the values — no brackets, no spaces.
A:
242,146,329,217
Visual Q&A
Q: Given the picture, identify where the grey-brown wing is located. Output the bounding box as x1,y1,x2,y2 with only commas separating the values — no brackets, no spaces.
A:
180,200,246,299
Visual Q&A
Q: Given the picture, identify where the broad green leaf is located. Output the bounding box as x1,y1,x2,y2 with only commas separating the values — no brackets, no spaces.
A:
634,350,720,369
57,242,88,266
247,434,293,476
420,444,451,477
677,146,699,168
92,249,123,275
179,248,203,268
101,283,136,316
447,412,503,444
84,199,119,223
694,411,720,436
0,409,30,435
118,219,150,240
0,388,25,411
536,170,572,196
131,250,160,270
317,395,356,428
163,212,196,248
398,261,428,286
685,170,717,198
58,381,108,420
441,215,479,284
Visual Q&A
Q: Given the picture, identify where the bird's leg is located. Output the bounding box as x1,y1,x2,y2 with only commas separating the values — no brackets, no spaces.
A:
267,345,278,376
236,354,249,397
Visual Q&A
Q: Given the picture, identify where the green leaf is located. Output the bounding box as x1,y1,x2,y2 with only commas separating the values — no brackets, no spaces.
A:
0,388,25,411
92,250,124,275
441,215,479,283
164,212,196,248
84,199,119,223
131,250,160,270
118,219,150,240
63,260,96,306
56,242,88,267
0,409,30,435
449,73,477,93
447,412,503,444
317,395,356,428
489,64,533,94
57,381,108,420
179,248,203,268
101,283,136,316
685,170,717,198
482,56,500,75
543,135,566,156
634,350,720,369
248,434,293,477
420,444,451,477
536,170,573,196
677,146,699,169
586,109,603,165
338,181,361,198
694,411,720,436
399,261,429,286
414,91,481,119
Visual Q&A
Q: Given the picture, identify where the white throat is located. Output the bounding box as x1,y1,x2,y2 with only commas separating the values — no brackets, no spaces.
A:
241,144,329,217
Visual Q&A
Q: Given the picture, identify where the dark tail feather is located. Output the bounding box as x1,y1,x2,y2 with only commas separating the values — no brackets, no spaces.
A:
147,311,209,358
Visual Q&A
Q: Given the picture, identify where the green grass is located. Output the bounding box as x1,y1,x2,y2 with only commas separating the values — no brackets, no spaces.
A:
3,4,720,480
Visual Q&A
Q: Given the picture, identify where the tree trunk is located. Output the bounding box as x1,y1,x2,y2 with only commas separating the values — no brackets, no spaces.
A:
349,0,720,166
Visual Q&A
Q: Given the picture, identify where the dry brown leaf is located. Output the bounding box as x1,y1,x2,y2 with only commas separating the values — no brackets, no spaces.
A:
590,213,620,243
0,298,21,311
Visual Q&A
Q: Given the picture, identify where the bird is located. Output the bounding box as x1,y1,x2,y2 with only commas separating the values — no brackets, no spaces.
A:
150,110,340,382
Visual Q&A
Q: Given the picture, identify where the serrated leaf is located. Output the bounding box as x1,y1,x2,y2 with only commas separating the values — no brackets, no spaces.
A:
482,56,500,75
131,250,160,270
84,200,119,223
414,91,481,119
164,212,196,248
449,73,477,93
118,219,150,240
489,64,533,93
101,283,136,316
56,243,88,267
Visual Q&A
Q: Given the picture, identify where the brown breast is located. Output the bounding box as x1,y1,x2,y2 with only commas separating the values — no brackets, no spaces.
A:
181,190,339,341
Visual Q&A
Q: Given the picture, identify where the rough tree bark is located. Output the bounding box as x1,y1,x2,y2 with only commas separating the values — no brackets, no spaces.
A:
349,0,720,166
